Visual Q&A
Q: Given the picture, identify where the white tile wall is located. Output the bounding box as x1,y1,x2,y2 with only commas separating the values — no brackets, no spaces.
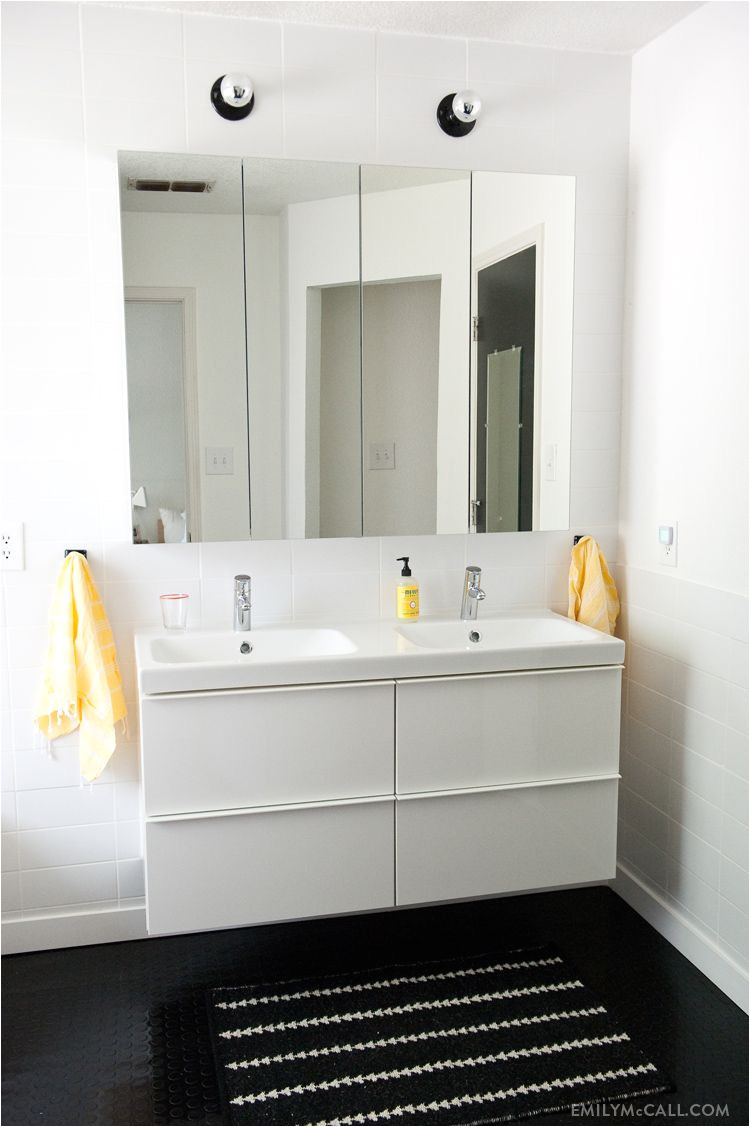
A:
0,1,628,937
80,4,183,55
614,4,748,1001
617,565,749,970
379,32,466,80
183,13,282,65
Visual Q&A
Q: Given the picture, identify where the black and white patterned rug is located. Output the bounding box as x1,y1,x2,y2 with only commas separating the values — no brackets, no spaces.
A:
207,944,670,1125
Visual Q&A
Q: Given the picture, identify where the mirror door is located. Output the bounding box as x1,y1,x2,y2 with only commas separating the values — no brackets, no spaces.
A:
119,154,576,543
119,152,249,544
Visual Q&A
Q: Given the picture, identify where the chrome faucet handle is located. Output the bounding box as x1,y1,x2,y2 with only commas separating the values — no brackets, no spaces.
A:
466,565,483,590
460,566,485,620
233,574,252,632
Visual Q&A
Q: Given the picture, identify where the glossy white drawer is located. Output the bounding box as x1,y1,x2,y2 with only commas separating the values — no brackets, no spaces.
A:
145,797,395,935
141,680,394,816
396,667,621,794
396,777,618,906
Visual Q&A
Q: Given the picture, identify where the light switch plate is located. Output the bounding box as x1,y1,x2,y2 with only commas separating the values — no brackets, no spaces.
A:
369,442,395,470
206,447,234,475
658,521,677,567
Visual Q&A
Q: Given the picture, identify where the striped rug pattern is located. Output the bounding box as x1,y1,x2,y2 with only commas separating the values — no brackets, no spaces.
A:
207,945,670,1125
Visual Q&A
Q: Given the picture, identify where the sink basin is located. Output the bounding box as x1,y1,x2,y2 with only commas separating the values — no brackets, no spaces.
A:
139,626,360,693
136,610,624,694
150,627,357,665
396,615,603,651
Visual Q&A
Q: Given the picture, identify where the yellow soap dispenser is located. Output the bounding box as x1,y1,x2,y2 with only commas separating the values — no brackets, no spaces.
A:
396,557,420,620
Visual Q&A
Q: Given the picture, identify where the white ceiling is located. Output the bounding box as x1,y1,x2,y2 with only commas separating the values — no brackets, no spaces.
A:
120,152,471,215
119,152,243,212
105,1,704,54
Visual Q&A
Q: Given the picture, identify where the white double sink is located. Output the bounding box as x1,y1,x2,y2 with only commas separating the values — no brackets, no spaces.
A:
135,609,624,694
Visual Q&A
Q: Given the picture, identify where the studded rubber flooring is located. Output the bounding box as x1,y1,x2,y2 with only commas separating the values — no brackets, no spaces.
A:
2,887,747,1126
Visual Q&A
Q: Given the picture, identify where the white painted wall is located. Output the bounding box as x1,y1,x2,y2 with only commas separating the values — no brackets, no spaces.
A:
1,1,630,955
124,300,187,545
619,2,748,593
362,178,471,533
285,193,360,538
318,284,362,539
245,214,284,541
616,0,748,1009
122,212,250,542
362,279,441,536
304,285,323,538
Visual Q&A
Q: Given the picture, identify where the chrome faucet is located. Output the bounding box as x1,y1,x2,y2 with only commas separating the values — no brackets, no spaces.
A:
460,565,486,621
233,574,252,632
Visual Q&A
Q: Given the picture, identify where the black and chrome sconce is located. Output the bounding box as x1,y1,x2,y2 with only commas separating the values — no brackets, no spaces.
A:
436,90,482,137
211,73,255,120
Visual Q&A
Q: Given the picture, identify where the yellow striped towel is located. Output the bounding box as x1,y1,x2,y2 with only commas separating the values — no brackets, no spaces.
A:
34,552,127,782
568,535,620,636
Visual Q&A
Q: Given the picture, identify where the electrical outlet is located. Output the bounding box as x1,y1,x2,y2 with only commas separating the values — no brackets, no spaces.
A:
1,523,24,570
658,521,677,567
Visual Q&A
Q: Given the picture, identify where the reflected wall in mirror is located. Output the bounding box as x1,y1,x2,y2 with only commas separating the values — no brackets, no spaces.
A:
243,158,361,541
361,166,471,536
118,152,575,543
119,152,248,544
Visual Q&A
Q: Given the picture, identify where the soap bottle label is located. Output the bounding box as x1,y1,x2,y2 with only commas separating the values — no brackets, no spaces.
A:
397,585,420,619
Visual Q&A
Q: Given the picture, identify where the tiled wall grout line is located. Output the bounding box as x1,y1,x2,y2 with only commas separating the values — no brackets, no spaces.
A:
280,19,287,157
619,560,748,957
181,13,190,151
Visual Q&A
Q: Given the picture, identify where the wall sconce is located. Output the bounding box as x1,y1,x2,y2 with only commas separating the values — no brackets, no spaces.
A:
211,74,255,120
131,486,148,508
436,90,482,137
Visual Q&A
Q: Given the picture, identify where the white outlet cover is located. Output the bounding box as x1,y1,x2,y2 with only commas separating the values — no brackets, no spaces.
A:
0,522,24,570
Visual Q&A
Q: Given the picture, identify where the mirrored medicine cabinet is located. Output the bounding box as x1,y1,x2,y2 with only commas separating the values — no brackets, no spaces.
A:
118,151,575,544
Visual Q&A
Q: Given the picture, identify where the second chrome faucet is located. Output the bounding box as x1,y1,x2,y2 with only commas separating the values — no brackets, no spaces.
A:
233,574,252,632
460,565,486,621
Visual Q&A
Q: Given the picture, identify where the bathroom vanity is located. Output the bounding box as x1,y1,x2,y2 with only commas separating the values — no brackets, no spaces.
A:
136,611,624,937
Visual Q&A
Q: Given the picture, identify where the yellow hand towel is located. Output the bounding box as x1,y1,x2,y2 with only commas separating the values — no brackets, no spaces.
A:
35,552,127,782
568,536,620,636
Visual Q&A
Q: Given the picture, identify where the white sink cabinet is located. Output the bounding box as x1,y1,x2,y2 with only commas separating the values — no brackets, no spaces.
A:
137,613,624,937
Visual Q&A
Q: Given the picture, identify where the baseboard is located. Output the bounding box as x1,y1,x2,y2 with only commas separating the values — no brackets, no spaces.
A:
4,872,748,1010
1,902,147,955
1,882,606,955
613,862,749,1013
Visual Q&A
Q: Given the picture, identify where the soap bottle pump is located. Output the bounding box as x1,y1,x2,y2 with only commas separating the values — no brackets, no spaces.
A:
396,557,420,620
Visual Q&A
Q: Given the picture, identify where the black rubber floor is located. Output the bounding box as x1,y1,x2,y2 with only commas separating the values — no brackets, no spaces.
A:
2,887,747,1126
